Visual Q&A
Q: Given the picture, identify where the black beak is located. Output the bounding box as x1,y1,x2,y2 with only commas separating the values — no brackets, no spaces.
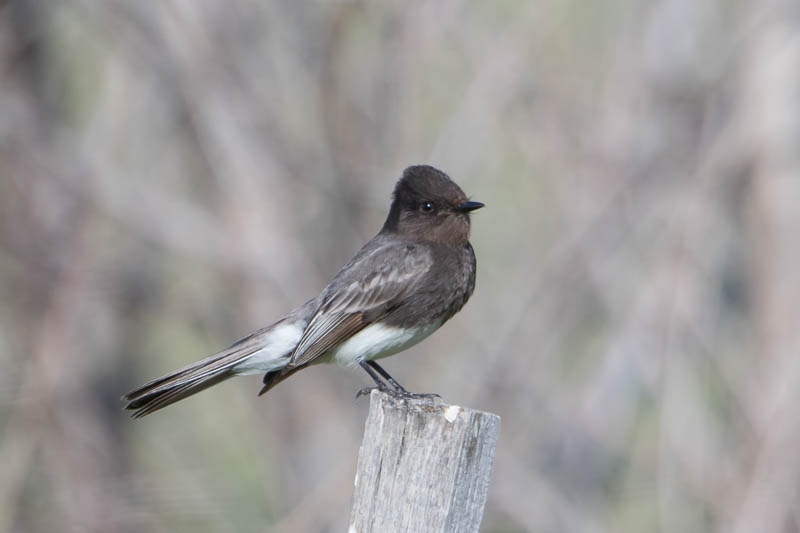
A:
457,201,485,213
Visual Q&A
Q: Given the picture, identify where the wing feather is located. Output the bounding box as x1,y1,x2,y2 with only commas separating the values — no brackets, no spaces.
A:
289,241,432,367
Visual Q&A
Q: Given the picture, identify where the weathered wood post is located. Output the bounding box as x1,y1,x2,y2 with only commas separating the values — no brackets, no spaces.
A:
349,390,501,533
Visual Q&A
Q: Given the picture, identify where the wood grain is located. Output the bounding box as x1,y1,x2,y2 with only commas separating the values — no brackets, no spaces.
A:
349,391,500,533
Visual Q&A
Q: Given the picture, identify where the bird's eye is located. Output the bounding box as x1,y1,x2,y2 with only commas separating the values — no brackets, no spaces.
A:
420,201,435,213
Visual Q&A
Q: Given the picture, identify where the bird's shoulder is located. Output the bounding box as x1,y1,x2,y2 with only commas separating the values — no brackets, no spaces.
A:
321,235,434,303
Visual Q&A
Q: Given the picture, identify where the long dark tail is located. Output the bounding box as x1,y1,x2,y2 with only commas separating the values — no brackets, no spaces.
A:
122,345,261,418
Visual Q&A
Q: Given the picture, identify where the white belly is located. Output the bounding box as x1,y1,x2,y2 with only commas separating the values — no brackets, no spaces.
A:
329,320,444,367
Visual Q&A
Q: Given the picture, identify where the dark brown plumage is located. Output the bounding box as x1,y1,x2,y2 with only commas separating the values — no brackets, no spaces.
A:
123,165,483,417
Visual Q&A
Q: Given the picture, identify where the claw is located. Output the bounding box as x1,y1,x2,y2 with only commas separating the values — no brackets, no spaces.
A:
356,386,377,398
355,386,441,401
400,391,441,400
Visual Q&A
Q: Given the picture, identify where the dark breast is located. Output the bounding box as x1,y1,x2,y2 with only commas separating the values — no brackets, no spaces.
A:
384,241,477,329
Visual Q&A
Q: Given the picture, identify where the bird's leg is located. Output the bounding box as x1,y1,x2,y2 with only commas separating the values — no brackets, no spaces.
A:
368,361,440,399
356,360,441,400
356,360,392,398
367,360,409,392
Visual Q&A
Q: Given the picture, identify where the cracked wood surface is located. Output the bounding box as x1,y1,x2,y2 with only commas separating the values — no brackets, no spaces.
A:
349,391,500,533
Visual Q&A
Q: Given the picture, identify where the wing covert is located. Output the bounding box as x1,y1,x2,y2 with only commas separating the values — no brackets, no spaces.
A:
289,242,432,367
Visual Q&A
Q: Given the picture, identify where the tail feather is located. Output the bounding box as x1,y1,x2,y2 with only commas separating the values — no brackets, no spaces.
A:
123,301,318,418
258,364,309,396
122,345,262,418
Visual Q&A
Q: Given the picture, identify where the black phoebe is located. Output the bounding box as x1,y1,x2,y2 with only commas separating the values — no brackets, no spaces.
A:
123,165,483,417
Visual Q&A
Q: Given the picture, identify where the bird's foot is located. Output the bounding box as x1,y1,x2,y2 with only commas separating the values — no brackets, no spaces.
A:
356,386,380,398
355,385,440,401
398,391,441,400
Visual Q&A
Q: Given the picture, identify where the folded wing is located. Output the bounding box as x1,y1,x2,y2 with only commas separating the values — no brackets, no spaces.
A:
289,242,432,368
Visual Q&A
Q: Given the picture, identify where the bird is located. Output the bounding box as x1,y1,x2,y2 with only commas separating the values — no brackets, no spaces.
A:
122,165,483,417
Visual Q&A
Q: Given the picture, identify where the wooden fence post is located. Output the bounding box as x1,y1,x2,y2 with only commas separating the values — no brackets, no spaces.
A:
349,390,501,533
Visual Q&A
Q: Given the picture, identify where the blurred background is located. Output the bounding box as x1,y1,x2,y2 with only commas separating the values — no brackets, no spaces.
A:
1,0,799,532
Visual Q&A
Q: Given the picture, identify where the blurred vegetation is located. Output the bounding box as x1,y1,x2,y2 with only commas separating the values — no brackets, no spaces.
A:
1,1,799,532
